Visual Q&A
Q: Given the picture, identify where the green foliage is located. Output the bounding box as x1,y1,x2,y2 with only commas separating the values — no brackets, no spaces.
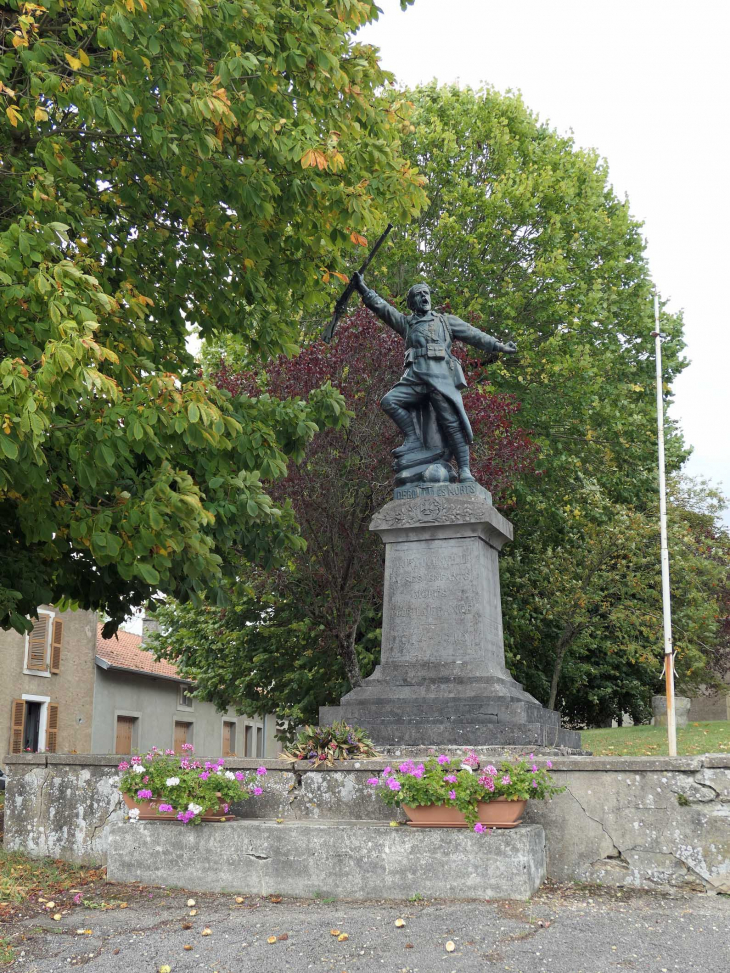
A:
280,720,379,766
371,754,564,828
116,748,264,822
0,0,427,631
372,83,727,724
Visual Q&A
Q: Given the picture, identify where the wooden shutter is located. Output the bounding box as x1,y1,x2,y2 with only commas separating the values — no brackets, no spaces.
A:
174,721,189,753
46,703,59,753
10,699,25,754
50,618,63,673
27,614,50,671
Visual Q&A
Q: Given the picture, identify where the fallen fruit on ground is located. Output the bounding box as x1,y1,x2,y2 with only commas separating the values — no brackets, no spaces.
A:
201,928,212,937
395,918,405,928
267,936,277,944
338,933,349,942
187,899,196,907
445,941,456,952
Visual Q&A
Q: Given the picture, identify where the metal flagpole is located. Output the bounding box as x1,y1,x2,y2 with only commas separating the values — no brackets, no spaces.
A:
652,291,677,757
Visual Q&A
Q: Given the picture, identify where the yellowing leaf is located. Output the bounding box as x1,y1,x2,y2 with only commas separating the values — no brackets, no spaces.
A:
333,272,349,284
350,232,368,247
6,106,22,128
300,149,316,169
34,106,48,122
78,49,90,67
53,913,62,921
65,52,82,71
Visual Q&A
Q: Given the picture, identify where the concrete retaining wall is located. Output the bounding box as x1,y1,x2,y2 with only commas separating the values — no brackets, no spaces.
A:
4,752,730,894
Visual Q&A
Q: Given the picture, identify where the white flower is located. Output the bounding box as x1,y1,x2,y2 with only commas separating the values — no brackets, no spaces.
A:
187,803,203,816
165,777,180,787
132,764,146,774
460,765,474,774
224,771,236,780
128,808,140,821
216,767,223,774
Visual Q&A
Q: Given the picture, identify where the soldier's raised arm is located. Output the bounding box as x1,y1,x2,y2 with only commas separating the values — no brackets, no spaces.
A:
447,314,517,356
353,273,408,339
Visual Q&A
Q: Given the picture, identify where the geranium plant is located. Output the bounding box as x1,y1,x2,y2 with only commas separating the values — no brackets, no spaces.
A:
280,720,379,766
367,751,564,830
117,745,267,824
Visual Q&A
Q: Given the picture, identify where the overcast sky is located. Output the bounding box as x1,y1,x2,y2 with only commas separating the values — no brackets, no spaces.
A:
359,0,730,521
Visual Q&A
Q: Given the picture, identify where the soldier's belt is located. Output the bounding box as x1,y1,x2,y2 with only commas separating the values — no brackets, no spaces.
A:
404,345,446,364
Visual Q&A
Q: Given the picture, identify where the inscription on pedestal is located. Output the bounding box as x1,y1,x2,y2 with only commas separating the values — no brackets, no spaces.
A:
384,540,485,663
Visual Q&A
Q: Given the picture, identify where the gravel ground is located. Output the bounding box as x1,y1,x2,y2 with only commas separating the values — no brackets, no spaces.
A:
7,882,730,973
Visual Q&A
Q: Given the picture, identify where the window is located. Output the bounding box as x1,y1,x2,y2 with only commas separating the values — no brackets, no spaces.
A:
222,720,236,757
10,696,55,753
178,684,193,709
256,726,263,759
24,610,55,675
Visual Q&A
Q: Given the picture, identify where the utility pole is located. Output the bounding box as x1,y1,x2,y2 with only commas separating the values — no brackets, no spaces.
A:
652,291,677,757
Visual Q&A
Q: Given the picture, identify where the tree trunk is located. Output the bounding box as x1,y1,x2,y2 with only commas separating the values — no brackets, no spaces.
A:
547,623,576,711
338,613,363,690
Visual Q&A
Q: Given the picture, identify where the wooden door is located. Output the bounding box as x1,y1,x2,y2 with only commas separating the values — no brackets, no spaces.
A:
174,721,190,753
222,721,233,757
244,724,252,757
115,716,134,754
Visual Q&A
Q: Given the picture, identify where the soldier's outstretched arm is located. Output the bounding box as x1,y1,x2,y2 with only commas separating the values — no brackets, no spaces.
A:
353,273,408,338
447,315,517,356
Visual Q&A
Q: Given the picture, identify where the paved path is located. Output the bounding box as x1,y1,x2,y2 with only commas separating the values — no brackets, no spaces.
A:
8,882,730,973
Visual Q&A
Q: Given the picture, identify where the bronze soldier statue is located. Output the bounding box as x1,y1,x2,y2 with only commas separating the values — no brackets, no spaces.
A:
353,274,517,486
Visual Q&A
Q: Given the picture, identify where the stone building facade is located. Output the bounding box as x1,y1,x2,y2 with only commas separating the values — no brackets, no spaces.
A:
1,608,277,767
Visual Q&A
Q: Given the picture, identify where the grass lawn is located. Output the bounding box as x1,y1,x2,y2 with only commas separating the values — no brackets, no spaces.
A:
580,720,730,757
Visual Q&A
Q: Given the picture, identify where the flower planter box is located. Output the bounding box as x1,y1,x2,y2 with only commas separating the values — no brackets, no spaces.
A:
403,797,526,829
122,792,234,823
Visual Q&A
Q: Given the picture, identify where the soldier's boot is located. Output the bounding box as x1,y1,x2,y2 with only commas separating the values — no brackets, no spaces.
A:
381,400,422,456
452,439,475,482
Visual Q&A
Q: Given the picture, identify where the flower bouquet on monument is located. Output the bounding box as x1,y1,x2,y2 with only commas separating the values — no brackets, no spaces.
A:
368,751,564,831
116,745,267,824
280,720,380,767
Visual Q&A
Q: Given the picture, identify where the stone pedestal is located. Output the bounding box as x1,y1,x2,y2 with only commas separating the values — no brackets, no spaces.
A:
322,485,580,749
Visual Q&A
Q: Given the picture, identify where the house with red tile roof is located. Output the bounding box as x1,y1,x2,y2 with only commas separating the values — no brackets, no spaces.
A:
1,607,276,764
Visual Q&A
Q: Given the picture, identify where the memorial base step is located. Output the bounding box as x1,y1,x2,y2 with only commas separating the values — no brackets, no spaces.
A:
107,819,546,901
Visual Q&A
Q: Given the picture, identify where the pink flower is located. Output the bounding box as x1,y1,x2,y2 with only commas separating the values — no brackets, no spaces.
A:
165,749,175,756
474,823,486,833
142,776,149,783
223,804,229,813
485,764,497,775
252,786,263,796
381,766,393,777
180,759,190,770
180,743,194,752
217,758,226,766
199,771,210,781
532,780,538,788
117,761,129,771
399,760,416,774
462,751,480,769
136,789,153,800
437,755,450,765
448,790,456,800
131,756,142,765
546,760,553,769
412,766,424,779
235,771,245,781
257,767,267,776
501,775,512,786
158,803,173,812
366,777,380,786
387,778,401,791
479,775,495,792
531,764,538,773
443,774,458,783
73,893,83,905
529,753,535,759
